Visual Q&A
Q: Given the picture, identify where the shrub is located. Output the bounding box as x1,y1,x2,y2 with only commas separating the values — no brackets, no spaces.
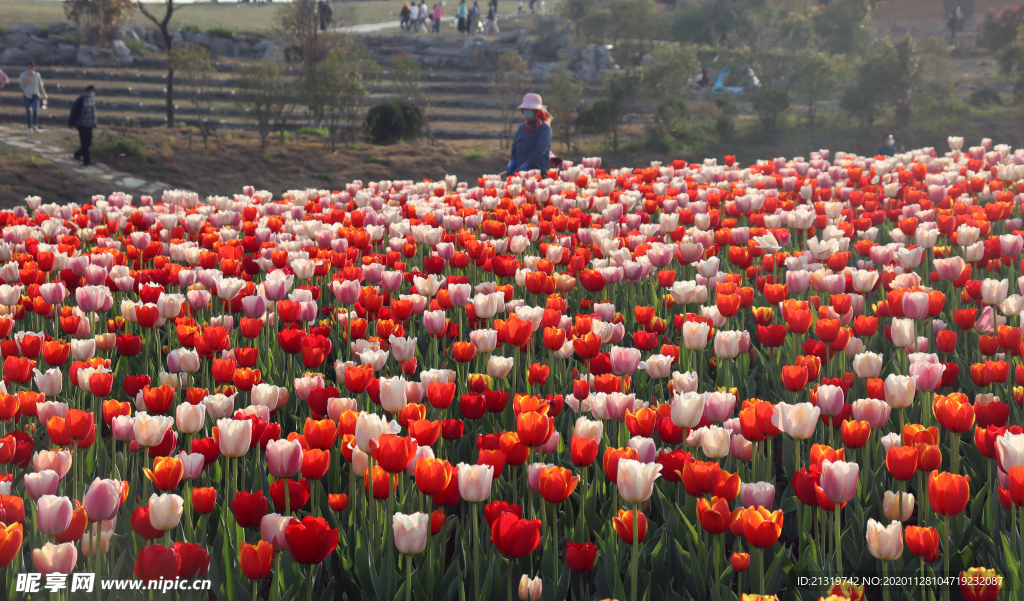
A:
980,7,1024,52
751,88,790,132
363,100,424,145
94,132,147,158
969,86,1004,107
207,26,235,39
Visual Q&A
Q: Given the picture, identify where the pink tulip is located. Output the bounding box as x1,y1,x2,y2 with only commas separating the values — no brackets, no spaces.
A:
24,470,60,501
741,482,775,509
262,513,298,551
852,398,891,429
610,347,642,376
816,385,846,417
820,460,860,503
730,432,753,461
36,495,73,536
540,431,560,454
332,279,361,304
908,361,945,392
266,439,304,479
83,478,122,521
934,257,965,280
627,436,657,463
901,292,930,320
33,450,72,479
703,391,737,423
32,542,78,575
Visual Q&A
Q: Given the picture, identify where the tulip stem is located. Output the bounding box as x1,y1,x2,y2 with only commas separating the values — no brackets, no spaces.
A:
406,552,413,601
472,502,480,601
631,502,639,601
507,557,513,601
757,546,764,595
943,515,951,601
306,565,313,601
834,502,842,578
882,560,890,601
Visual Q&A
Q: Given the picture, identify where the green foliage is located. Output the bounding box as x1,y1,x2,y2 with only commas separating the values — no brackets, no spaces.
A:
671,0,760,46
713,96,737,141
363,100,424,145
751,88,790,132
981,7,1024,52
840,36,920,126
94,131,147,158
122,36,146,54
235,60,296,151
791,48,842,126
207,26,235,39
969,86,1004,107
463,146,486,160
813,0,874,55
170,42,218,148
299,126,330,138
181,24,202,34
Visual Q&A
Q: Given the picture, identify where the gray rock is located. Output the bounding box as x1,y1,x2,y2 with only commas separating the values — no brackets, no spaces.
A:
76,45,99,67
14,24,41,36
251,39,271,52
5,33,31,48
145,43,161,53
235,41,251,54
116,27,141,42
47,22,70,35
207,37,238,57
23,41,58,61
498,29,523,43
260,43,284,61
0,47,30,65
112,40,132,59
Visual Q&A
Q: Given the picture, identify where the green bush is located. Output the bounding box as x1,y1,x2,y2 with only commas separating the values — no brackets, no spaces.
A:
969,86,1004,107
299,126,330,137
122,36,146,55
94,132,147,158
363,100,424,145
207,26,235,39
181,24,201,34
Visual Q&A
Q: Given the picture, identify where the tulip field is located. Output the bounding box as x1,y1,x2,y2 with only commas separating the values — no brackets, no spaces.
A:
1,140,1024,601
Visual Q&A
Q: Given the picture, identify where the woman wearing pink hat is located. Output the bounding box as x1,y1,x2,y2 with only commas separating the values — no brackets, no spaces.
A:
507,92,552,176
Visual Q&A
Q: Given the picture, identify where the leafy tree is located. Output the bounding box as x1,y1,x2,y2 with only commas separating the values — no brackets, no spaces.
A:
642,45,698,141
64,0,135,41
302,41,381,148
813,0,878,56
840,37,920,127
492,52,532,149
671,0,762,46
543,65,585,153
236,60,296,152
169,43,218,149
578,67,643,151
791,49,841,127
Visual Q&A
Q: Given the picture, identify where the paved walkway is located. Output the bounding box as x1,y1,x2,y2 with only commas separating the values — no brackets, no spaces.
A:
0,125,171,196
333,16,456,33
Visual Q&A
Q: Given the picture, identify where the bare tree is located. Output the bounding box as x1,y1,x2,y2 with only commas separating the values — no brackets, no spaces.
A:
236,61,296,152
492,52,531,149
390,54,433,143
170,43,218,149
302,41,380,149
277,0,354,68
136,0,180,128
544,65,584,153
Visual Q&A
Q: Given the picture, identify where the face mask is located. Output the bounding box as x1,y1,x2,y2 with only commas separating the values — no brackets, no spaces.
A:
523,110,535,120
887,139,894,146
89,92,95,99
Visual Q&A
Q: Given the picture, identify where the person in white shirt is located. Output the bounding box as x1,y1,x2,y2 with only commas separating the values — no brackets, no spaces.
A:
19,62,48,133
416,1,428,32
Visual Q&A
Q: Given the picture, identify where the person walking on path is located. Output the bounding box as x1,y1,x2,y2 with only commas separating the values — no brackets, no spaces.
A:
432,1,445,33
416,1,429,32
457,0,468,32
468,1,480,34
317,0,333,31
68,85,97,167
19,62,47,133
484,0,499,34
507,93,553,176
400,2,413,31
0,68,9,91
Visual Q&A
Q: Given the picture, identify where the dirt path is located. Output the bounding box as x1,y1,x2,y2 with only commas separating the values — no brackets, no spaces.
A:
0,124,173,199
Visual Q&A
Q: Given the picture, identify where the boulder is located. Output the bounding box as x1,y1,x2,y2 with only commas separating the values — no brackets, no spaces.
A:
23,41,58,62
498,29,524,43
112,40,132,59
14,24,42,36
46,22,70,35
5,33,32,49
0,47,30,65
76,45,99,67
116,27,141,42
207,37,238,57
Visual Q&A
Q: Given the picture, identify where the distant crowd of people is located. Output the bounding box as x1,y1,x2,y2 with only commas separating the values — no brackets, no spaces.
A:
400,0,501,35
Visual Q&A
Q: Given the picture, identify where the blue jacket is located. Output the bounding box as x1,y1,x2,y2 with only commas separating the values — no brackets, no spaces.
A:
876,144,896,157
510,120,551,172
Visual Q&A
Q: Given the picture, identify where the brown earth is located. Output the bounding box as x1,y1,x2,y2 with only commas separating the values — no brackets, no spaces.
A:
0,142,113,207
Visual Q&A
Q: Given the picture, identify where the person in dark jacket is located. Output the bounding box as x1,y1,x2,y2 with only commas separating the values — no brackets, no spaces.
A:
68,85,97,166
876,134,897,157
507,93,552,176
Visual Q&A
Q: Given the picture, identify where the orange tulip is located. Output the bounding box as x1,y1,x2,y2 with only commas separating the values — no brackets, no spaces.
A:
928,471,970,517
143,457,184,491
415,458,453,496
538,466,579,504
0,523,23,568
303,419,338,450
697,496,733,534
516,411,554,448
603,447,639,484
742,506,784,548
612,509,647,544
885,446,918,481
905,525,940,561
239,541,273,580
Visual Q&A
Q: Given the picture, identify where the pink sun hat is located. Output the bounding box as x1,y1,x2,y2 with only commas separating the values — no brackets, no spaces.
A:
517,93,546,110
